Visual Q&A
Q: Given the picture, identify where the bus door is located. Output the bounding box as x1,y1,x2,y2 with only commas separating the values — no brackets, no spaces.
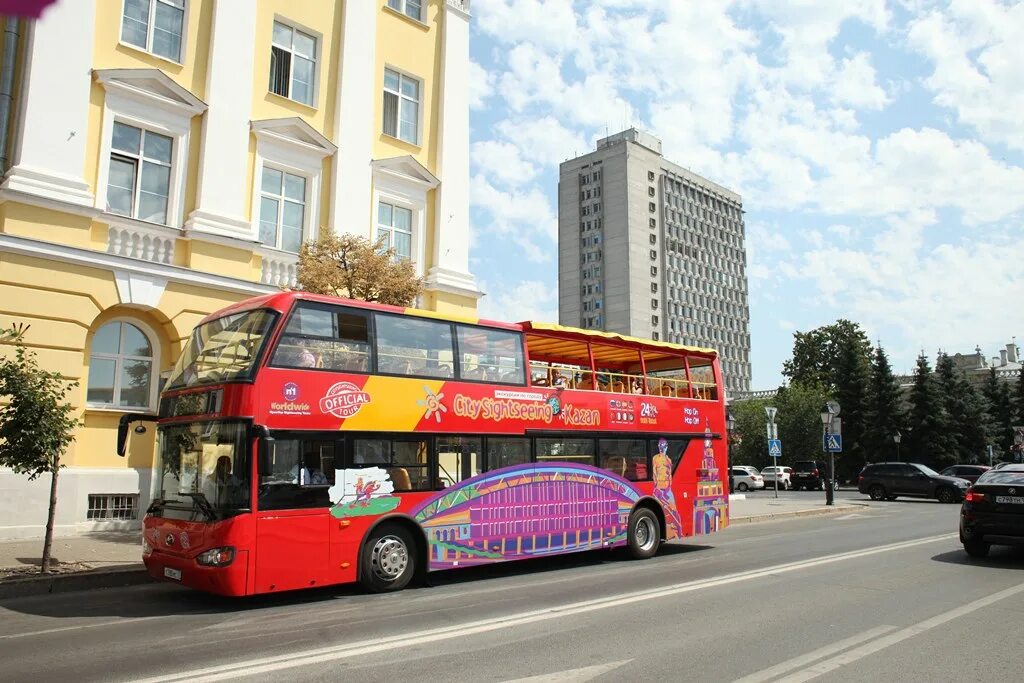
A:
254,437,334,592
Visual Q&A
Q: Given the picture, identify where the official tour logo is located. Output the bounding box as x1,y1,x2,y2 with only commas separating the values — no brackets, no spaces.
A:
320,381,371,418
283,382,300,401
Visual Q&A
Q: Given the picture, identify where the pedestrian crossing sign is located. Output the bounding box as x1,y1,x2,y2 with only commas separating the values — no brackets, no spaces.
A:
823,433,842,453
768,439,782,458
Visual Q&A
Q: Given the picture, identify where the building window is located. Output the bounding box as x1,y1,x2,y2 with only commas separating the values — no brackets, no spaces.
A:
651,299,658,309
87,321,155,409
270,20,317,106
648,186,655,197
383,68,420,144
387,0,423,21
651,283,658,293
259,166,306,253
87,494,140,521
121,0,185,62
650,218,656,228
648,171,655,181
649,234,657,245
650,266,657,276
652,315,659,326
377,201,413,259
649,202,656,213
650,249,657,260
106,122,173,224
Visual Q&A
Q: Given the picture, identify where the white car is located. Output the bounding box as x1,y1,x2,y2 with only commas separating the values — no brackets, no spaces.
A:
730,466,765,492
761,466,793,490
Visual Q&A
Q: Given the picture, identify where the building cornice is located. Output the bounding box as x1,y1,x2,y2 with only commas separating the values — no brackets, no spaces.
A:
0,233,276,297
445,0,471,20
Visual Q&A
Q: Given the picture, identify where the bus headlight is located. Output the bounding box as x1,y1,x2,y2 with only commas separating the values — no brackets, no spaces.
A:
196,547,235,567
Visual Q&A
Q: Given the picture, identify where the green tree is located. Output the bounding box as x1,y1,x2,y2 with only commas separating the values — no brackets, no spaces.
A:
864,344,903,462
0,326,81,573
906,353,951,467
775,381,832,470
983,367,1014,460
730,397,769,470
296,232,424,306
935,353,987,464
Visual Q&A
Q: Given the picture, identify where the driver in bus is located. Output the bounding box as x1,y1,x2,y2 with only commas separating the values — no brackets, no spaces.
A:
202,455,242,506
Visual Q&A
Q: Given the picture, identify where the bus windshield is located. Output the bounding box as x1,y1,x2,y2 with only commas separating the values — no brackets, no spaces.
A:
152,421,250,521
166,309,277,389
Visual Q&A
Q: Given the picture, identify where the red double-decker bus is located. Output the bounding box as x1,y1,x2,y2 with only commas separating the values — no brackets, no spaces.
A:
120,292,730,596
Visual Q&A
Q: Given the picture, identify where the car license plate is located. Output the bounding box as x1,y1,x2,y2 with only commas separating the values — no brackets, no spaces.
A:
995,496,1024,505
163,566,182,581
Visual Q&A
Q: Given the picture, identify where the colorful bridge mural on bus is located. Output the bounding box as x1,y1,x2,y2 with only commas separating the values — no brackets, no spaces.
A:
411,463,651,570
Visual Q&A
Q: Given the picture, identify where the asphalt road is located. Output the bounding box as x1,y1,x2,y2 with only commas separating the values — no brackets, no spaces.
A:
1,493,1022,682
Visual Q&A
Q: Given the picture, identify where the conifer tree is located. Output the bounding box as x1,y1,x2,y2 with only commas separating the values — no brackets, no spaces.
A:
864,344,903,462
983,367,1014,460
906,353,951,466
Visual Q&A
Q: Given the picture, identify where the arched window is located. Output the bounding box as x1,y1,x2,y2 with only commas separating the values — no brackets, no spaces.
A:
87,321,155,409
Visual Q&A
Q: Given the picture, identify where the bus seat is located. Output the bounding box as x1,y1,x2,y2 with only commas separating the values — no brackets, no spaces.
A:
659,385,674,397
390,467,412,491
605,456,627,477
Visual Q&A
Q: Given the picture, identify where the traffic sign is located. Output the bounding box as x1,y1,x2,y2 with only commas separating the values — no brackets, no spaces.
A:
823,433,842,452
765,423,778,440
765,406,777,423
768,439,782,458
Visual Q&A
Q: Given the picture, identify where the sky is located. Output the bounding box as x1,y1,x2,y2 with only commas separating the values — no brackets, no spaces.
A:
465,0,1024,390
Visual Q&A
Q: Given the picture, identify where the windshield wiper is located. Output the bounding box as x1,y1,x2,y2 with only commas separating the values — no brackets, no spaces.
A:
183,493,218,521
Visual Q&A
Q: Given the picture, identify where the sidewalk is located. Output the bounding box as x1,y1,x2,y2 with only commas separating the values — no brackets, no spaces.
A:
0,496,863,597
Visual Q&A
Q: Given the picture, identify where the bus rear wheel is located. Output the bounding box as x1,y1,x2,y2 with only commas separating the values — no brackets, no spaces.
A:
360,524,416,593
627,507,661,560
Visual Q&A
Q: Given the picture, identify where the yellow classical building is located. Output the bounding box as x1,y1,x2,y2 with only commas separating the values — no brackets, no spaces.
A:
0,0,479,539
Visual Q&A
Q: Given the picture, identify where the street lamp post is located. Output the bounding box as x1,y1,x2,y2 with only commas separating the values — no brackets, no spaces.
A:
726,409,736,494
893,431,901,463
820,401,840,506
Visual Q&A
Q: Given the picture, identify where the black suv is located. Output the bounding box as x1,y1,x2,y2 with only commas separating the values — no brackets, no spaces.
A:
791,460,838,491
858,462,969,503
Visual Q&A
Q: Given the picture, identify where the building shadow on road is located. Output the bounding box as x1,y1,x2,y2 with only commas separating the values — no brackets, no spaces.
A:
932,547,1024,569
1,543,715,620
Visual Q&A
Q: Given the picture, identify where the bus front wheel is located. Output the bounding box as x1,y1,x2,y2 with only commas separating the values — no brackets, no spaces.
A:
360,524,417,593
627,508,661,560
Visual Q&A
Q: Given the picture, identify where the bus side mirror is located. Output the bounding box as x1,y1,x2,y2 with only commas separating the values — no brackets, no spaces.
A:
117,413,158,456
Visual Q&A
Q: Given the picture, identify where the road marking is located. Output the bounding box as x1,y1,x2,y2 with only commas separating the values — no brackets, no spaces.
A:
833,513,871,520
135,533,956,682
774,581,1024,682
732,626,898,683
0,615,168,641
502,660,632,682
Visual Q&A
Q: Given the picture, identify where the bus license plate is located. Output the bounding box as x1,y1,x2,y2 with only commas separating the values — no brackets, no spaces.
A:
995,496,1024,505
163,567,182,581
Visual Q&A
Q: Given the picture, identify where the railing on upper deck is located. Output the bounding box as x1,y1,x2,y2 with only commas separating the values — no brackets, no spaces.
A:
528,362,717,400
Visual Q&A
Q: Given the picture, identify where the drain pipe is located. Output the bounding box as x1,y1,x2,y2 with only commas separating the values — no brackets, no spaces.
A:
0,16,22,174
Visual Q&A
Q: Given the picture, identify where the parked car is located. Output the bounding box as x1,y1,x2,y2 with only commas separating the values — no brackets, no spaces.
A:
761,466,793,490
729,466,765,492
940,464,990,484
858,462,969,503
960,464,1024,557
791,460,838,491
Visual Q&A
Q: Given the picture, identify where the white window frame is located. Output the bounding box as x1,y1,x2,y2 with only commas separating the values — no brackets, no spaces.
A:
269,18,321,108
106,121,174,225
257,163,309,254
119,0,189,64
382,67,422,146
249,120,335,255
376,200,414,260
386,0,425,22
86,318,161,412
370,159,438,279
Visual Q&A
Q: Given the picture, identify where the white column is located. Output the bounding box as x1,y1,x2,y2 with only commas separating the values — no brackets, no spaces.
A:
426,0,481,300
330,0,377,237
184,0,258,238
2,0,95,207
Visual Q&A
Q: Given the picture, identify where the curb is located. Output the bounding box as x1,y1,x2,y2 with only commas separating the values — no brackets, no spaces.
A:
730,503,867,525
0,565,150,600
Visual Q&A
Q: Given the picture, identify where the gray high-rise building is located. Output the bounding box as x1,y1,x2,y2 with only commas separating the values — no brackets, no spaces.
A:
558,128,751,395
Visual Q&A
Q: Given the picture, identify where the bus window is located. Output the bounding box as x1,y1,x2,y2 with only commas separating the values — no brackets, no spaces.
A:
374,314,455,379
485,437,530,471
271,303,371,372
257,438,335,510
353,438,431,491
687,357,718,400
456,326,525,384
436,436,482,487
536,438,595,466
598,439,649,481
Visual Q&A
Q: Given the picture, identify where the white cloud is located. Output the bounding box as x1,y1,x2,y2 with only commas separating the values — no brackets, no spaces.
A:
478,279,559,324
475,0,579,52
468,60,494,109
470,174,557,263
830,52,889,110
471,140,538,186
494,116,589,168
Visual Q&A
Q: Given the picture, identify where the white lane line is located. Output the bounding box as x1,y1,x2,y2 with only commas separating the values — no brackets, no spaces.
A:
775,581,1024,683
0,615,169,641
501,660,633,682
732,625,898,683
135,533,956,683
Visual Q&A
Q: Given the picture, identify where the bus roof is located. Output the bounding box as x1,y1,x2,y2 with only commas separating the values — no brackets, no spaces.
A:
199,293,718,359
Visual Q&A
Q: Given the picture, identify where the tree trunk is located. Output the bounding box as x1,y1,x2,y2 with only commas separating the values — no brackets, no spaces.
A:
40,454,60,574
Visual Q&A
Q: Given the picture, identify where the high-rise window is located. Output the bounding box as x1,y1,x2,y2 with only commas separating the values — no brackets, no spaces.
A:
106,122,172,224
270,20,317,106
259,166,306,253
383,68,420,144
121,0,185,62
